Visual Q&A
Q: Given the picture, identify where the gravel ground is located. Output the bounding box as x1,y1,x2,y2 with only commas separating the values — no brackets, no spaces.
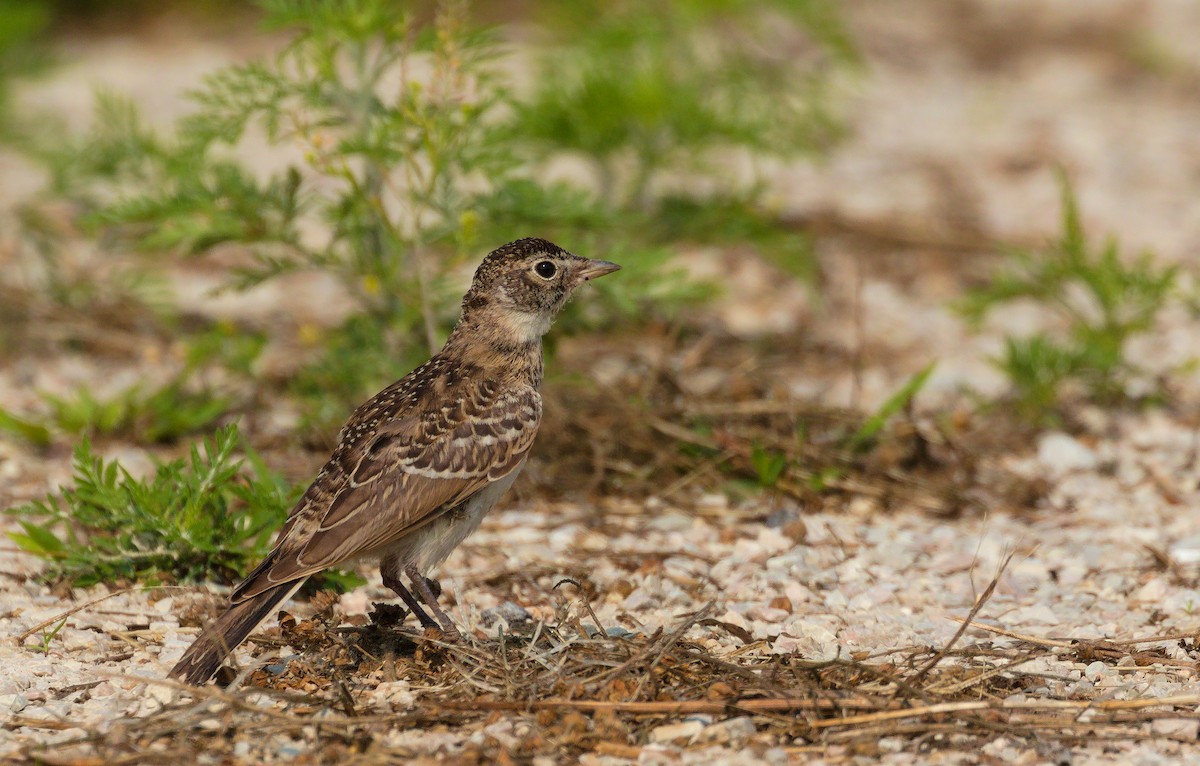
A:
5,1,1200,762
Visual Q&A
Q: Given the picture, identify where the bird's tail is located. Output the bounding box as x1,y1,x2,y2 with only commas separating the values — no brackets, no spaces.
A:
170,578,306,685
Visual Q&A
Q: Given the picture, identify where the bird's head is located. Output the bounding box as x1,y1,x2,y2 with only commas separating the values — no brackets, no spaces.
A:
459,238,620,344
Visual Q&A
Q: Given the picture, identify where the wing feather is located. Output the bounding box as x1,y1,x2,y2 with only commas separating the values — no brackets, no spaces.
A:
232,385,540,601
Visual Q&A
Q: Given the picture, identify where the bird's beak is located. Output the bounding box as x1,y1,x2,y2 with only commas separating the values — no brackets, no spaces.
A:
575,260,621,282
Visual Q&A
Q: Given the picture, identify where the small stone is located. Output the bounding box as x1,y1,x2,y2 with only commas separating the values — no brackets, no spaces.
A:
1084,661,1107,681
646,512,693,532
61,629,97,651
480,601,532,627
1010,604,1060,625
622,588,656,611
339,590,371,616
878,736,905,753
1037,432,1097,476
0,694,28,713
696,494,728,513
769,596,793,613
278,740,305,758
745,605,789,623
782,519,807,544
1136,578,1168,603
146,682,175,705
779,619,840,661
696,716,756,745
1153,718,1199,739
648,719,706,744
370,681,415,711
481,718,518,749
1170,535,1200,565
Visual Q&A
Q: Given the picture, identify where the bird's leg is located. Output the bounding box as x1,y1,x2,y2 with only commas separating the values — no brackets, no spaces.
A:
423,576,442,599
405,564,461,641
380,559,438,630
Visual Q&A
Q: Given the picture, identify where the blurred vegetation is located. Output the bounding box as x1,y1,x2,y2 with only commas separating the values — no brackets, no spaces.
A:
39,376,231,443
726,361,935,498
0,0,50,137
960,176,1182,424
11,0,852,438
518,0,851,208
1,0,858,586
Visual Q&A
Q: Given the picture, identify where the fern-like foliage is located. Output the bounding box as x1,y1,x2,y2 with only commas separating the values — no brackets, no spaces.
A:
960,175,1181,422
6,424,295,586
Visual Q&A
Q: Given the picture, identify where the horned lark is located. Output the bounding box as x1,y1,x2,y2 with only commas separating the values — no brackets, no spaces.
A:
171,238,619,684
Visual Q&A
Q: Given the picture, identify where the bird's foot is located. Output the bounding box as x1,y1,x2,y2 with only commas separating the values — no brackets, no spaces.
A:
424,576,443,599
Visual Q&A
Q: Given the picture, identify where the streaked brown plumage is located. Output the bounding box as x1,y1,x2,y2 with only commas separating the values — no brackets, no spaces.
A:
171,238,619,685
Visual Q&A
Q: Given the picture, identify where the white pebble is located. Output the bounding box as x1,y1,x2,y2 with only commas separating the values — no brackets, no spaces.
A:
1037,432,1098,476
1084,661,1108,681
648,719,705,744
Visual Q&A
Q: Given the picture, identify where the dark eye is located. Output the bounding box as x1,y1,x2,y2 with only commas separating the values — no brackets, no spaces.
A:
534,260,557,279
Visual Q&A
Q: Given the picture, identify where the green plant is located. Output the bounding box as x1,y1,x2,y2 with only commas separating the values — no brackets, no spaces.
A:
37,0,852,323
0,0,49,139
515,0,853,284
43,2,504,351
23,0,856,451
518,0,853,210
847,362,936,453
184,319,269,379
0,315,269,446
41,380,231,443
29,617,68,654
0,406,51,446
987,335,1079,423
0,328,252,444
7,424,295,586
750,443,788,488
960,176,1179,422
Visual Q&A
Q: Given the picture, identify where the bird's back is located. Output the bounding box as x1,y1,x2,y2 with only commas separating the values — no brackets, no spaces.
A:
231,340,543,602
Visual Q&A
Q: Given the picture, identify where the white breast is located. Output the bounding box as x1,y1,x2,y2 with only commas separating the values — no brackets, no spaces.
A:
386,464,525,574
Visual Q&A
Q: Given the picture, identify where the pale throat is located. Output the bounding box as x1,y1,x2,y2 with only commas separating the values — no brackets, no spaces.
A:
492,308,553,344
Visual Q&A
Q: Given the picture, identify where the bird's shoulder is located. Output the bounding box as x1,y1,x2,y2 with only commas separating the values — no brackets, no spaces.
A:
335,352,540,464
292,349,541,517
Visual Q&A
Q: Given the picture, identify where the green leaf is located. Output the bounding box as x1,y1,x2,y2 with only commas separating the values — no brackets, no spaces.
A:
848,362,936,453
9,520,64,556
4,422,294,587
958,173,1179,419
0,407,51,447
750,444,787,487
314,568,368,594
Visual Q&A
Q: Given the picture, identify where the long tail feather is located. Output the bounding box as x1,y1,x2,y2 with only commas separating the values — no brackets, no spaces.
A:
170,579,306,685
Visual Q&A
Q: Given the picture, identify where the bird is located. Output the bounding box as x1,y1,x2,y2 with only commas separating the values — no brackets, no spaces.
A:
170,238,619,685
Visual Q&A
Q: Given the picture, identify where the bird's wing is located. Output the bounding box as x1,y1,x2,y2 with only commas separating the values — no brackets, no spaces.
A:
232,386,541,601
